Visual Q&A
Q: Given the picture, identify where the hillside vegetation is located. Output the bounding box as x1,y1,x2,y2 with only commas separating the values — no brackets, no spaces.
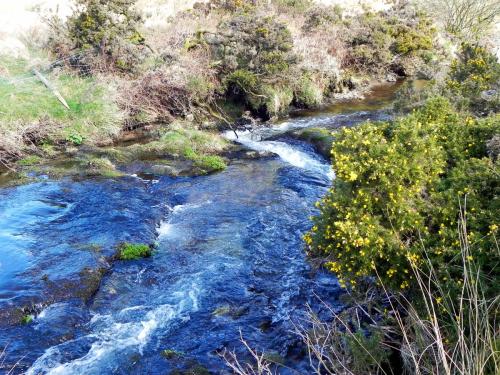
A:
1,0,447,174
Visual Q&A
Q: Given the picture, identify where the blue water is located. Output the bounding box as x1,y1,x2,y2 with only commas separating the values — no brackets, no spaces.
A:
0,89,396,374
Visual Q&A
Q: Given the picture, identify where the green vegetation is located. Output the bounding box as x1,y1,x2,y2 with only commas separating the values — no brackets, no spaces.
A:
346,9,438,76
291,127,334,158
121,125,228,173
304,45,500,374
306,97,498,292
446,44,500,115
117,243,152,260
85,157,123,178
17,156,41,166
0,0,449,173
161,349,184,360
211,13,297,117
48,0,146,73
0,55,123,167
21,314,34,325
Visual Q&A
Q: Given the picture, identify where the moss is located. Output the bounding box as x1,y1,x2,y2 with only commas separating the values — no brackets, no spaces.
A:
161,349,184,359
117,243,152,260
21,314,34,325
212,305,232,316
194,155,227,172
17,155,41,166
85,157,124,178
113,125,228,173
292,128,334,159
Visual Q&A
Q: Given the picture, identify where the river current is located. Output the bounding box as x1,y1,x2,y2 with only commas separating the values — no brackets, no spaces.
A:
0,84,398,374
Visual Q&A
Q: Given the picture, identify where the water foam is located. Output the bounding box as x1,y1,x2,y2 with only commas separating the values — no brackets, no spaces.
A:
28,279,202,375
225,130,334,180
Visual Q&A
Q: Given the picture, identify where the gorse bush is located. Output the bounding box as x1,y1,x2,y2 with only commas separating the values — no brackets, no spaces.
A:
394,44,500,116
446,44,500,115
346,7,437,77
305,97,499,296
212,14,295,76
207,12,298,117
49,0,147,73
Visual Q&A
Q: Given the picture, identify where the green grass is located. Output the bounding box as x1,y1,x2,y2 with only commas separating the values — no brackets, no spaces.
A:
121,124,228,172
17,155,41,166
117,243,152,260
0,54,124,150
194,155,226,171
163,127,228,172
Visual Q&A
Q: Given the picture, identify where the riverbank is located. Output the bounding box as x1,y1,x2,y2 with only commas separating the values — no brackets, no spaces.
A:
0,0,451,180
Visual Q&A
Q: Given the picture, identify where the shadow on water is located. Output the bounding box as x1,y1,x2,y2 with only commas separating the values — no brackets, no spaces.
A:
0,82,404,374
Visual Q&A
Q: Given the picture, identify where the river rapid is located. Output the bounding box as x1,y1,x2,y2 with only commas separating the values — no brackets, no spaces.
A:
0,84,399,374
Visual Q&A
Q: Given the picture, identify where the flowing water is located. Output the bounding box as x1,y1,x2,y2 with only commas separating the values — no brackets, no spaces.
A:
0,83,400,374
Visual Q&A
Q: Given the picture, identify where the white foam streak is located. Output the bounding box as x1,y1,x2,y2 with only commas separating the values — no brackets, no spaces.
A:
28,280,201,375
225,130,334,180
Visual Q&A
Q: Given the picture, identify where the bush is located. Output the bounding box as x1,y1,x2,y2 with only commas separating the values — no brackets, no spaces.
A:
345,7,438,77
273,0,313,12
208,12,298,117
446,44,500,116
211,14,295,76
302,5,343,31
48,0,147,73
305,97,499,296
423,0,500,39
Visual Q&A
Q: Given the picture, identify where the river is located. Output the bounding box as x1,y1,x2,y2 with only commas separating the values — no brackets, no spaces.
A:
0,83,399,374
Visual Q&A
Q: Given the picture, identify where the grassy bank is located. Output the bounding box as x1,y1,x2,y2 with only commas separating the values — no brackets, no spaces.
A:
0,54,123,168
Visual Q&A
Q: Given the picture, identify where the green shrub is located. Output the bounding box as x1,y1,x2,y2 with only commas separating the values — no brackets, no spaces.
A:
294,75,324,108
273,0,313,12
211,14,295,76
446,44,500,115
346,8,437,77
305,97,499,296
49,0,147,73
302,5,343,31
208,13,298,117
346,329,388,373
224,69,259,96
117,243,152,260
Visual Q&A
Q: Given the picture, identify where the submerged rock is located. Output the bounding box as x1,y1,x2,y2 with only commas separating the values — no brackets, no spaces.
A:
0,262,109,327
